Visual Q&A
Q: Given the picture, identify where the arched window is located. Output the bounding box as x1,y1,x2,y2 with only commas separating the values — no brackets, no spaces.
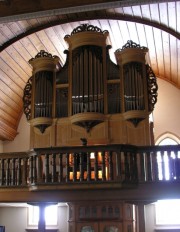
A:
156,135,180,180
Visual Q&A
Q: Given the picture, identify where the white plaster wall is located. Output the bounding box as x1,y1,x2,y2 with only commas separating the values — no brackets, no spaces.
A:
145,204,155,232
0,207,27,232
0,205,68,232
3,114,30,153
58,206,68,232
153,79,180,143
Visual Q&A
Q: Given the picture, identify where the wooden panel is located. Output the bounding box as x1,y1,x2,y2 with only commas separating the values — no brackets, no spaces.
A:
153,27,165,78
159,2,168,26
0,120,18,141
177,40,180,87
0,99,19,119
5,46,31,76
36,29,61,58
0,90,22,114
0,71,24,97
127,21,139,43
1,50,30,82
0,57,25,87
18,37,39,57
161,31,171,80
140,4,151,19
44,27,66,62
150,3,160,22
28,33,50,53
1,110,17,128
117,20,130,45
169,36,178,84
144,25,159,73
0,80,23,106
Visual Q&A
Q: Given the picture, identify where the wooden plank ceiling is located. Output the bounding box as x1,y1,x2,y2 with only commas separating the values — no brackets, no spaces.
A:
0,0,180,141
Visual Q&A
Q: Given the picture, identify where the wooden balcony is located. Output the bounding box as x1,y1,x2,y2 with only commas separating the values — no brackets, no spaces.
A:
0,144,180,203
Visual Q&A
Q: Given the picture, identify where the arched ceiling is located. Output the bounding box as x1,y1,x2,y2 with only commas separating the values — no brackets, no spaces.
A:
0,0,180,141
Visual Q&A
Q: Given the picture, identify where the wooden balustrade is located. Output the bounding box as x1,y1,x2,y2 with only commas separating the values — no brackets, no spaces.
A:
0,145,179,188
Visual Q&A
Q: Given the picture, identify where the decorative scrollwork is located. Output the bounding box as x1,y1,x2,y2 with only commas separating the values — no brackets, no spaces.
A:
65,24,108,38
146,64,158,111
23,76,32,120
29,50,58,62
116,40,148,52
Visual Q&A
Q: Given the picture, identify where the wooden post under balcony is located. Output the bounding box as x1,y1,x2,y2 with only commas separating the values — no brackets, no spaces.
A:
38,204,46,232
137,203,146,232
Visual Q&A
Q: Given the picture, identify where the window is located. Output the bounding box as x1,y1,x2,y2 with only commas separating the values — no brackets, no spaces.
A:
155,199,180,225
156,136,180,180
28,205,58,226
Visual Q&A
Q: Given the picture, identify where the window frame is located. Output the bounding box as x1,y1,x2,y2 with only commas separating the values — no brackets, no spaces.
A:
28,205,58,227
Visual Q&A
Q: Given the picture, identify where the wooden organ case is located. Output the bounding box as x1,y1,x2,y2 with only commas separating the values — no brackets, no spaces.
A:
23,24,158,149
68,201,137,232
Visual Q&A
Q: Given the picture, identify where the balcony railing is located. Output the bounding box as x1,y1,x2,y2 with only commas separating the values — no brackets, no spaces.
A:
0,144,179,189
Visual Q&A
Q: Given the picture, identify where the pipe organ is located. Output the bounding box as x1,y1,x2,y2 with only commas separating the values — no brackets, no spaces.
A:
26,50,59,133
23,24,158,148
115,40,155,126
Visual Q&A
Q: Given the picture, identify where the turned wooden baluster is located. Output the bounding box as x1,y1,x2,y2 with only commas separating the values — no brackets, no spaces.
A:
167,150,173,180
86,152,91,181
131,153,138,182
152,151,159,181
94,152,98,181
0,159,5,185
129,152,134,181
139,152,145,182
108,151,113,181
174,150,180,180
65,153,70,182
79,153,84,182
101,152,106,181
51,153,56,183
17,158,22,185
160,151,166,180
58,153,63,182
73,153,77,182
33,156,37,184
45,154,49,183
22,157,28,185
124,152,130,181
115,151,121,181
37,155,43,183
11,158,16,185
6,159,10,186
146,152,152,181
29,156,33,184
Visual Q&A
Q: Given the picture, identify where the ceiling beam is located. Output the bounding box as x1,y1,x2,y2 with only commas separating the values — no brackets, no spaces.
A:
1,13,179,53
0,0,176,23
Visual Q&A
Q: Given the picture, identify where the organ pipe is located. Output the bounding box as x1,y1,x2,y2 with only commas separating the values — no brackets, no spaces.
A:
115,40,152,126
28,50,59,133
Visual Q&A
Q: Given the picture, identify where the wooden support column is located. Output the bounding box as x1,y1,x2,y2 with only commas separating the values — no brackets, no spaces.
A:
137,203,146,232
38,204,46,232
